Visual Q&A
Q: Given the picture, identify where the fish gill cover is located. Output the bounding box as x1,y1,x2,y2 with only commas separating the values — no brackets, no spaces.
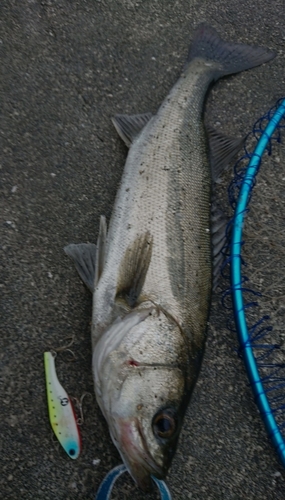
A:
221,98,285,467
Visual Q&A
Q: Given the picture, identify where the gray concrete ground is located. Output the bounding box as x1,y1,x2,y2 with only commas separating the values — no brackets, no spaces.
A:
1,1,285,498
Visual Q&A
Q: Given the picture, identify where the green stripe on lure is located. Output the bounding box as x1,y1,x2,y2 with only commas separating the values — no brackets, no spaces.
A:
44,351,81,459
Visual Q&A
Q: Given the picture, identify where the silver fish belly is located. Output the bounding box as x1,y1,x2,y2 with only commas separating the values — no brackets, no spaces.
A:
64,24,275,491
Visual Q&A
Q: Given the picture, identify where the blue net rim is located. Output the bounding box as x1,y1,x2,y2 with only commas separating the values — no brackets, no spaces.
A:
94,464,172,500
230,98,285,467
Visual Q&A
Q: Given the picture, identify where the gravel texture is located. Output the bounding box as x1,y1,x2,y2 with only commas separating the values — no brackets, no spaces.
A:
1,1,285,499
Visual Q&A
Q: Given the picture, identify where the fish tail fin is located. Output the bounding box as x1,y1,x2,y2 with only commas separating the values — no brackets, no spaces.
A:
187,24,276,79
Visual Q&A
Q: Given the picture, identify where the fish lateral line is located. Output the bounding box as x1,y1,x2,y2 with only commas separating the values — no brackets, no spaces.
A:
124,359,182,370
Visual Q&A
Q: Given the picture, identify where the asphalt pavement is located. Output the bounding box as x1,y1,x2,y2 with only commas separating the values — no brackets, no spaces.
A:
1,1,285,499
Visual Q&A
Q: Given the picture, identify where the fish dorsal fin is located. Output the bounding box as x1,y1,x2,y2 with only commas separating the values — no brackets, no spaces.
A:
64,243,97,292
116,231,153,307
112,113,153,147
211,201,229,290
207,127,245,183
95,215,107,288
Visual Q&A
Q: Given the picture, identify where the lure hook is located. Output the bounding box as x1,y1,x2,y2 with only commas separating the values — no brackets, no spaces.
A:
72,391,93,425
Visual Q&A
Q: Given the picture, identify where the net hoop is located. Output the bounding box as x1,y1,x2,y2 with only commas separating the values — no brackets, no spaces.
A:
231,98,285,467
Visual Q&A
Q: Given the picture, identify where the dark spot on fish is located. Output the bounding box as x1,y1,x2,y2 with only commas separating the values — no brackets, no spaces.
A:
69,449,75,456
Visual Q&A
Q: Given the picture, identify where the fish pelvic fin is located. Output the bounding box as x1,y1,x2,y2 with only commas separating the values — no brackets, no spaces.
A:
112,113,153,147
64,243,97,292
64,216,107,292
116,232,153,308
187,24,276,79
207,127,245,183
95,215,107,287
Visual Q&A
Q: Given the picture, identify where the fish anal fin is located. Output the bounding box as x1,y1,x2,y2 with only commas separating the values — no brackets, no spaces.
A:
211,201,229,290
207,126,245,183
64,243,97,292
116,232,153,307
112,113,153,147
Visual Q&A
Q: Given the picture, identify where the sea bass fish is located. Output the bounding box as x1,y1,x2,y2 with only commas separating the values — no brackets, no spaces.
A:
64,25,275,490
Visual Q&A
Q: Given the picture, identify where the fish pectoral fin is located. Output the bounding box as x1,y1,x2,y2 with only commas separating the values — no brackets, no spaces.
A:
116,232,153,308
207,126,245,183
64,243,97,292
112,113,153,147
95,215,107,287
211,201,229,290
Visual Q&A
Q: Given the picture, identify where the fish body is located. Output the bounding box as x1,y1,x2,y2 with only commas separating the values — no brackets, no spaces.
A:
94,57,213,349
65,25,275,490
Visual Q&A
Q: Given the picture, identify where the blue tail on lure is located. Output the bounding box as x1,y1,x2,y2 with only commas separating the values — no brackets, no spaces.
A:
222,98,285,467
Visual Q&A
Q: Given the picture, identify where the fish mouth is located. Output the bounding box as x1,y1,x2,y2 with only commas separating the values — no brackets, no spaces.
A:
113,418,165,491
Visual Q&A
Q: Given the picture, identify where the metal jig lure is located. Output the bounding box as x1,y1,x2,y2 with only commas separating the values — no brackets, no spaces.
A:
44,351,81,459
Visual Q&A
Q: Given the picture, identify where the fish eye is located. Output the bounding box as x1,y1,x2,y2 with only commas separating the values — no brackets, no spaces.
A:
152,410,176,439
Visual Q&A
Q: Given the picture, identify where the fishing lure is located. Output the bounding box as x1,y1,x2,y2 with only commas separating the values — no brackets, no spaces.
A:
228,97,285,466
95,464,172,500
44,351,81,459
